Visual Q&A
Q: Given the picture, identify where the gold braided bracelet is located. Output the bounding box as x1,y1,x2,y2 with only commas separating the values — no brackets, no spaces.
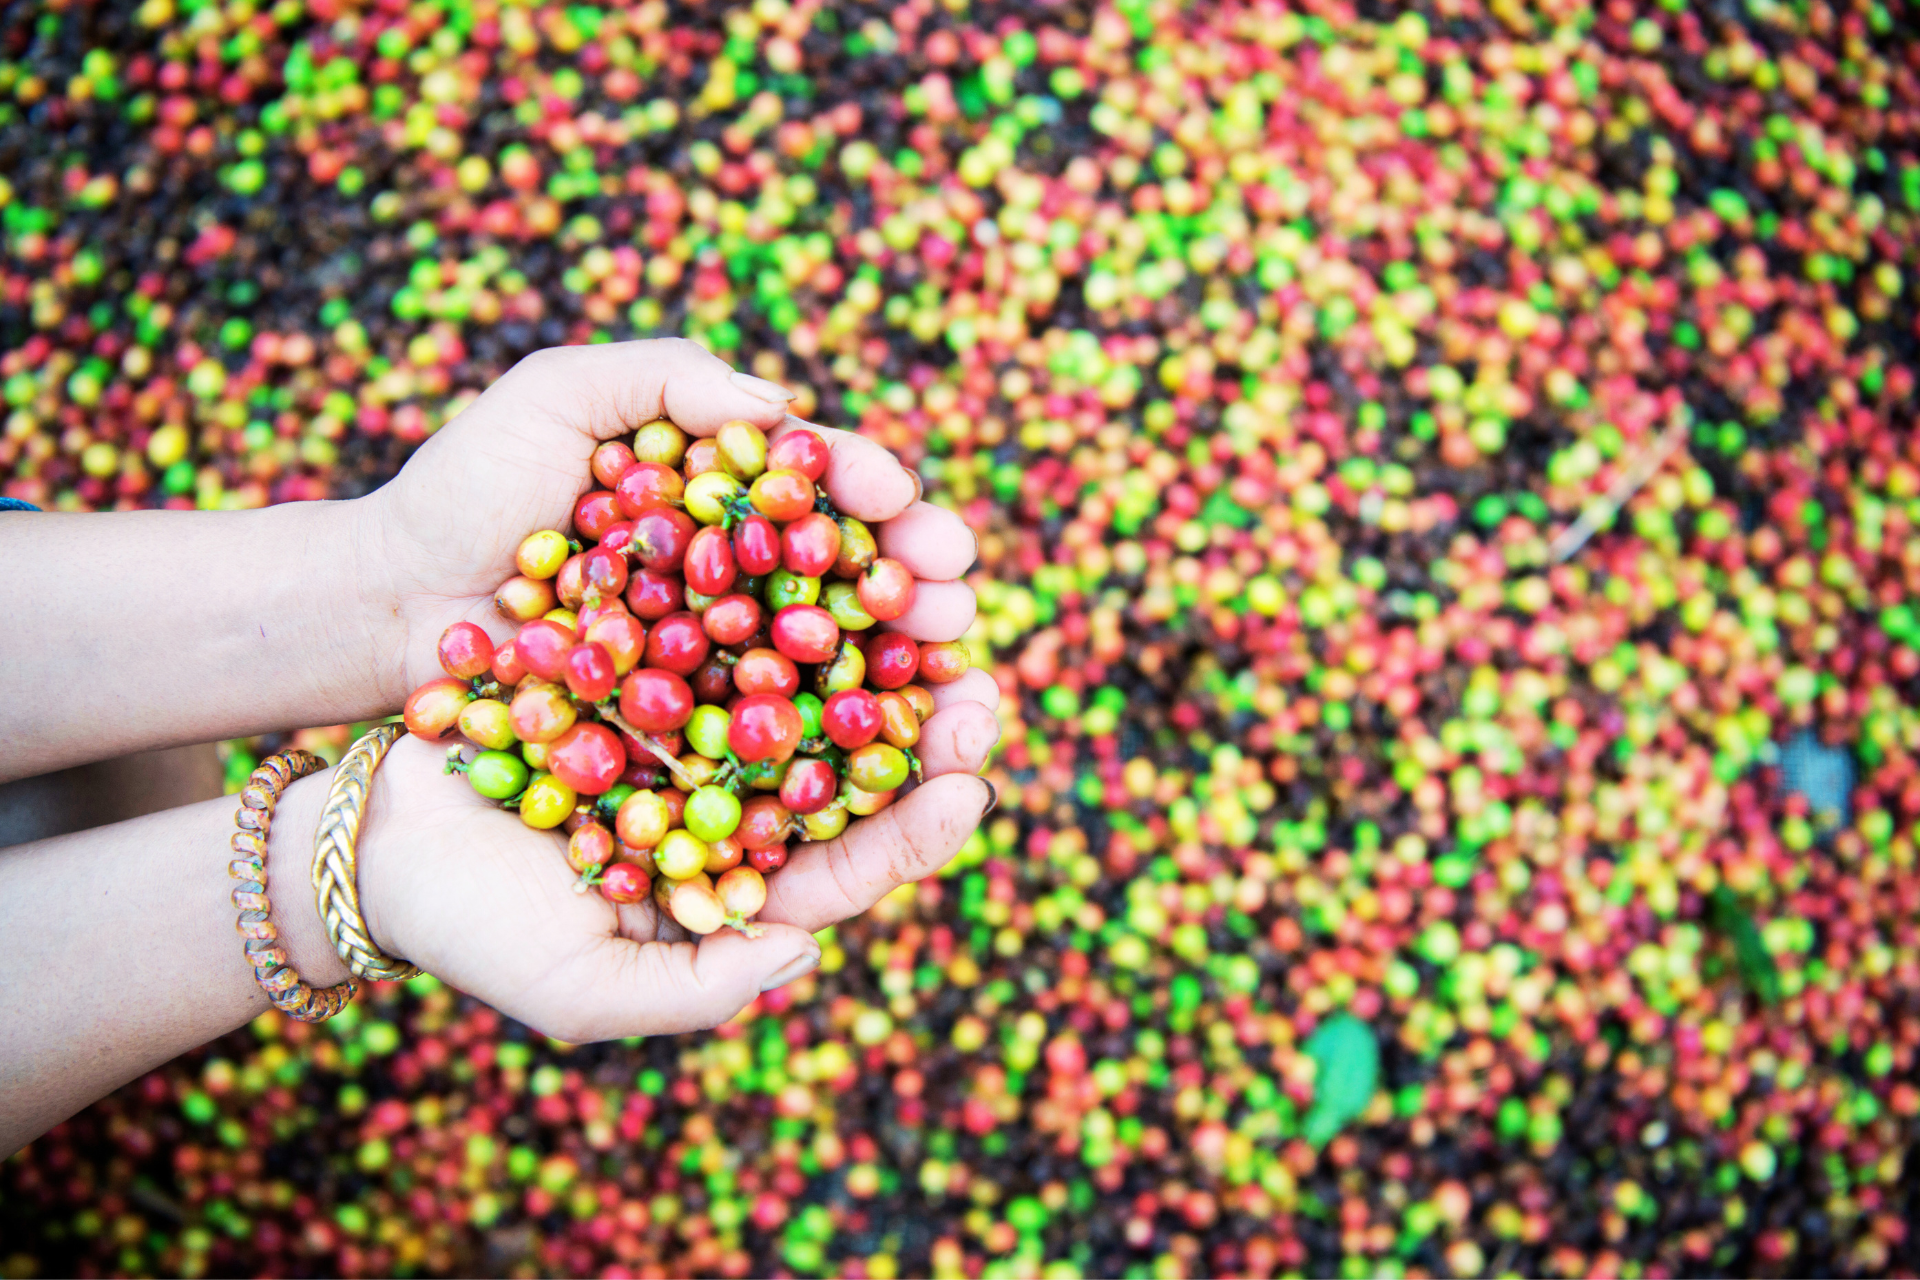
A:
229,750,359,1022
312,723,421,983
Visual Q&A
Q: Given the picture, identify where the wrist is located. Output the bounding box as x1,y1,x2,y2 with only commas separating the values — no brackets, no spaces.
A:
265,769,355,991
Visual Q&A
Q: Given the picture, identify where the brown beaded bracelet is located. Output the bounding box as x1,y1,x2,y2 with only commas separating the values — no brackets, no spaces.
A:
229,749,359,1022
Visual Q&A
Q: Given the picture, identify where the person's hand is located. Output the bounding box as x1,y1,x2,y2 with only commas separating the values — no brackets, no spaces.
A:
354,722,997,1040
342,339,1002,1034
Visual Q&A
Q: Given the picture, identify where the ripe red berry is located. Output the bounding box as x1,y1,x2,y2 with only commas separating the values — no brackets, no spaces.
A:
746,844,788,872
863,631,921,690
682,437,721,477
780,758,837,814
771,604,839,664
581,545,629,600
599,861,650,904
547,722,626,794
684,525,738,596
733,648,800,698
733,514,781,574
781,511,841,577
917,640,972,684
857,557,916,621
614,460,685,517
767,428,829,480
404,677,472,740
572,490,624,541
564,641,618,701
629,508,697,574
590,440,637,489
618,667,694,733
691,655,735,703
554,553,588,608
509,683,576,743
567,821,615,872
643,610,711,675
438,622,495,679
729,694,804,763
515,618,577,681
702,593,763,646
490,638,528,686
624,567,685,620
821,689,883,748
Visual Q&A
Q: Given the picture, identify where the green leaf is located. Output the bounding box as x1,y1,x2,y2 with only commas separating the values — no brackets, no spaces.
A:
1710,887,1781,1005
1302,1013,1379,1146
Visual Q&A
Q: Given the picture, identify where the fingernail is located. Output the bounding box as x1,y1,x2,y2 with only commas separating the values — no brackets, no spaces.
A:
909,469,925,503
760,948,820,993
979,778,998,816
729,371,795,403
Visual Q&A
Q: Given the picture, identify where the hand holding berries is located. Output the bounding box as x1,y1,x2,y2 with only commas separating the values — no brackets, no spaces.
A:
377,343,997,1037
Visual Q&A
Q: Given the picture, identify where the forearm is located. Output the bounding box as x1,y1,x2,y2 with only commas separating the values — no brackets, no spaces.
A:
0,768,352,1154
0,501,400,783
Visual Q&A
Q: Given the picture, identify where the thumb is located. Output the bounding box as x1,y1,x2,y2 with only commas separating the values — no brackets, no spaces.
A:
553,923,821,1040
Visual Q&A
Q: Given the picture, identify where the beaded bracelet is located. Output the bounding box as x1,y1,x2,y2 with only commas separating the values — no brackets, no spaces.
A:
229,750,359,1022
312,723,420,983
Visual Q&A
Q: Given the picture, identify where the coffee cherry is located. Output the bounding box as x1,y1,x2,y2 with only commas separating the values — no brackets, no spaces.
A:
844,782,897,816
716,420,768,480
438,621,496,680
917,640,971,684
598,860,649,905
701,593,762,646
572,490,624,541
691,655,735,704
779,758,837,814
618,668,694,733
734,648,801,698
766,570,822,609
685,705,732,759
459,698,517,751
833,516,877,577
490,638,529,686
582,613,647,675
630,508,696,574
519,773,576,829
822,581,877,631
580,545,628,600
547,722,624,795
857,558,916,621
771,604,839,664
516,530,570,579
747,843,789,873
495,575,557,623
685,785,742,842
684,471,744,525
703,835,745,875
729,694,803,763
715,865,768,920
667,877,727,935
732,513,782,574
816,639,867,694
821,689,883,749
567,822,615,874
615,790,669,850
589,441,636,490
514,619,575,681
748,469,815,522
467,749,529,800
802,807,849,842
643,611,711,675
509,684,577,744
684,526,738,596
614,460,684,517
738,795,794,848
624,567,685,620
780,512,841,578
863,632,920,689
631,419,687,466
553,554,589,608
655,830,709,880
767,428,829,480
405,677,472,740
848,742,910,792
875,691,920,749
898,684,936,722
564,642,617,701
682,437,722,477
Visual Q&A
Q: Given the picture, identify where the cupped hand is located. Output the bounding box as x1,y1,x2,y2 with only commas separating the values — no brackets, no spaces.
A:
356,726,997,1042
346,339,1003,1036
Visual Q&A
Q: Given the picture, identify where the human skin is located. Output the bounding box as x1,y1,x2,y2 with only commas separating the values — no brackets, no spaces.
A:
0,340,1003,1155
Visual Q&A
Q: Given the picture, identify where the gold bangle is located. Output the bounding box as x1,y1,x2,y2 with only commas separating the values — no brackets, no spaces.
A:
229,750,359,1022
312,723,421,983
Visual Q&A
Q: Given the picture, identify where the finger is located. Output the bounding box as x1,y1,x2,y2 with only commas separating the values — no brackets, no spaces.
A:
914,702,1001,778
547,924,821,1041
928,667,1000,714
758,774,993,933
489,338,792,444
876,502,978,581
770,416,917,522
885,580,976,642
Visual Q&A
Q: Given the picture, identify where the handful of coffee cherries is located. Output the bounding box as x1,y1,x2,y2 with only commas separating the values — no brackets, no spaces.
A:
402,419,969,936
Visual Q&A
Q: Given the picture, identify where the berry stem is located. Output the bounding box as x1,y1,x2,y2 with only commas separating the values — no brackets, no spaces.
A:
601,705,701,790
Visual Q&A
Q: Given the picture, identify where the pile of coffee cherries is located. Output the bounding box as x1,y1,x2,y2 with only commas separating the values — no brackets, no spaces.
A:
399,418,967,934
